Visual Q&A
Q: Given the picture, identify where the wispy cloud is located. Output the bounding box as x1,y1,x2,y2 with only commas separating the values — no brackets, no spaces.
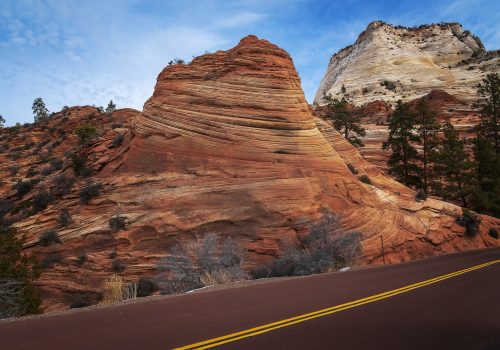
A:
0,0,498,125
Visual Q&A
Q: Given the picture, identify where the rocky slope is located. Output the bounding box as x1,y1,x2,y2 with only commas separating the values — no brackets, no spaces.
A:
315,21,499,105
1,36,498,312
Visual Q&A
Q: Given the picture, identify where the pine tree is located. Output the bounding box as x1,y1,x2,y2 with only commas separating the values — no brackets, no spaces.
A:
383,100,420,187
105,100,116,114
474,73,499,154
323,95,366,147
434,122,474,207
0,114,5,128
414,100,440,193
470,136,500,217
0,226,41,318
32,98,49,122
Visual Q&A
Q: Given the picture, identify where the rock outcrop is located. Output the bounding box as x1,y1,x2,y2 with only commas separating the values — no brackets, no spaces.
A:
1,35,498,312
315,21,499,106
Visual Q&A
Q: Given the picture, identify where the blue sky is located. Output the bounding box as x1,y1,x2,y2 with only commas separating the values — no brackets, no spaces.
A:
1,0,499,125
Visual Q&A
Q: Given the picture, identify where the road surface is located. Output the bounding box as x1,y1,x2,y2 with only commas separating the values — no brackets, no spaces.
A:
1,248,499,350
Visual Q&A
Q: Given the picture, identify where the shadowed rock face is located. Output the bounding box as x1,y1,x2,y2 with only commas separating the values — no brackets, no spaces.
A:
6,35,499,312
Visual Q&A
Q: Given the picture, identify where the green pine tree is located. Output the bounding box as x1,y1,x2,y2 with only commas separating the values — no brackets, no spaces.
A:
383,100,420,187
470,136,500,217
32,97,49,123
474,73,499,154
105,100,116,114
414,100,441,193
434,122,474,207
0,114,5,128
0,226,41,318
323,95,366,147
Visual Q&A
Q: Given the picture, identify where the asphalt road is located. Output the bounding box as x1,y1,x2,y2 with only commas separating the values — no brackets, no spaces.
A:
1,248,499,350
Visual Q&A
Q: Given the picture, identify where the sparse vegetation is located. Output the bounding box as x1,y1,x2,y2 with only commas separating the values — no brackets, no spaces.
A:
38,230,60,246
41,253,62,268
59,209,72,227
415,189,427,201
137,277,158,297
75,124,98,147
32,98,49,122
0,226,41,319
456,209,481,237
323,94,366,147
488,228,499,239
108,215,126,231
101,275,137,304
157,233,245,294
13,179,39,197
31,190,54,213
52,174,76,196
110,134,124,148
69,153,87,176
112,259,124,272
347,163,359,174
79,181,101,203
251,212,361,279
358,174,372,185
105,100,116,114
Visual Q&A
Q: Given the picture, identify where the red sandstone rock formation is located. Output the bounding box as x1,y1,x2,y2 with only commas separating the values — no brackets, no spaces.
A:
1,36,498,312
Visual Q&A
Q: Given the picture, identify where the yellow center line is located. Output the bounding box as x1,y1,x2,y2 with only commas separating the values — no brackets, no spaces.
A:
174,259,500,350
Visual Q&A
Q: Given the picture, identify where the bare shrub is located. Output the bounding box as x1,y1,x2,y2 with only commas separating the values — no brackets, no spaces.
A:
157,234,245,294
251,212,362,279
137,277,158,297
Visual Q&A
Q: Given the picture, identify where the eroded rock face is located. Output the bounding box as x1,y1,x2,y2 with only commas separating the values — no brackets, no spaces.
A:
5,36,499,312
315,21,499,106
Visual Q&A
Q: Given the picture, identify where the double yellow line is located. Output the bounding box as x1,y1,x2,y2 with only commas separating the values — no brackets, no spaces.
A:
175,259,500,350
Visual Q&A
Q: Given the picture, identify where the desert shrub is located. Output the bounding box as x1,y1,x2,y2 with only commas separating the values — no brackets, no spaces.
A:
347,163,358,174
13,179,39,197
38,230,60,246
108,216,126,231
381,80,397,92
26,166,38,177
79,167,93,178
59,209,72,227
456,209,481,237
75,124,98,146
157,234,245,294
76,254,87,266
358,174,372,185
0,200,12,218
0,226,41,318
362,87,369,94
111,123,123,129
9,165,20,175
488,228,499,239
137,277,158,297
49,157,64,171
31,190,54,213
79,181,101,203
52,174,76,196
109,250,117,259
68,292,99,308
415,189,427,201
41,253,62,268
112,259,124,272
69,153,87,176
101,275,137,304
251,212,362,279
110,134,124,148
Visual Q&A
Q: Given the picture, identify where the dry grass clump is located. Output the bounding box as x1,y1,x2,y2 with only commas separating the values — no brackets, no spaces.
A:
101,274,137,304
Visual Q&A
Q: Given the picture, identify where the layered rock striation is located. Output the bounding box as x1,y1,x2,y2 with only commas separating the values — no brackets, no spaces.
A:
3,35,498,311
315,21,499,106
